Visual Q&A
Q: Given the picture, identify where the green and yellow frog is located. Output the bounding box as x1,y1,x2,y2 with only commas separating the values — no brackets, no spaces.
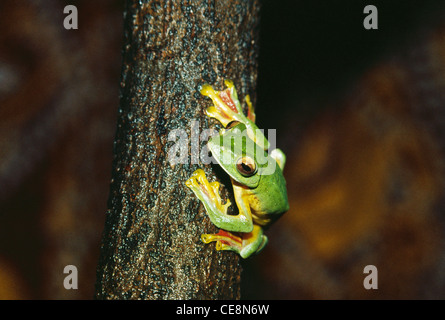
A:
186,80,289,258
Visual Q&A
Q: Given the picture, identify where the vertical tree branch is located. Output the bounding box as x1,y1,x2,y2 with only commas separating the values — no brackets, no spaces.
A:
95,0,261,299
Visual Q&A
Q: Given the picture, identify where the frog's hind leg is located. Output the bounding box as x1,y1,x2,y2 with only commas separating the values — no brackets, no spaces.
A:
238,225,267,259
201,225,267,259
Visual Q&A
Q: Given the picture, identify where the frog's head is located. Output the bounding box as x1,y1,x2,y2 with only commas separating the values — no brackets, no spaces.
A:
207,123,276,188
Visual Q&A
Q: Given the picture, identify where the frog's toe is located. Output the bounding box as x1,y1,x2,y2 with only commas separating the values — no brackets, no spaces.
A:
199,83,215,97
201,233,213,244
209,181,220,193
191,168,205,179
215,241,240,254
186,169,208,192
185,176,196,188
185,175,200,192
192,168,210,185
186,170,210,203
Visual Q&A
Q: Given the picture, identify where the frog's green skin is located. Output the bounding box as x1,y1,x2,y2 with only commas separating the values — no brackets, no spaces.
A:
186,80,289,258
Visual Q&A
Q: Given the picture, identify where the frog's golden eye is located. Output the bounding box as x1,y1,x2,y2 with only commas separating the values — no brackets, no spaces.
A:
236,156,257,177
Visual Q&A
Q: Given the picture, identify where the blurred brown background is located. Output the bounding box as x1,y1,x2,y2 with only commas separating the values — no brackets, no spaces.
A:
1,0,445,299
0,0,122,299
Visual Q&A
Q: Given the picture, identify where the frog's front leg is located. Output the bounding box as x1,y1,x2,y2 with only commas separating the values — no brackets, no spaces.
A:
185,169,253,233
201,225,268,259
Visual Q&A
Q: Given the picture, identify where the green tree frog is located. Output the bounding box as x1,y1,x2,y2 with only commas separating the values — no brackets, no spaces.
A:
186,80,289,258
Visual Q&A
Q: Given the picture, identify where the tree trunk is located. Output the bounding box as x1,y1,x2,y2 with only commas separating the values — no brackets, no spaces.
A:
95,0,261,299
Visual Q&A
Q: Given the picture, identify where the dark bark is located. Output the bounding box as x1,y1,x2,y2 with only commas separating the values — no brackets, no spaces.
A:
95,0,261,299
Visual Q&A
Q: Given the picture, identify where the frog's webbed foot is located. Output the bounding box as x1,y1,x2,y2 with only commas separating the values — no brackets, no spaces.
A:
185,169,253,233
201,225,267,259
200,80,269,150
186,168,231,214
200,80,244,128
201,230,243,254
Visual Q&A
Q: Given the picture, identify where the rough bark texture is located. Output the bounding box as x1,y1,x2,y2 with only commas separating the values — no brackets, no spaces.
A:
95,0,261,299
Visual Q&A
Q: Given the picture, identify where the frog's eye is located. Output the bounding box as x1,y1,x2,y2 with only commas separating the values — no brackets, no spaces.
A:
236,156,257,177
